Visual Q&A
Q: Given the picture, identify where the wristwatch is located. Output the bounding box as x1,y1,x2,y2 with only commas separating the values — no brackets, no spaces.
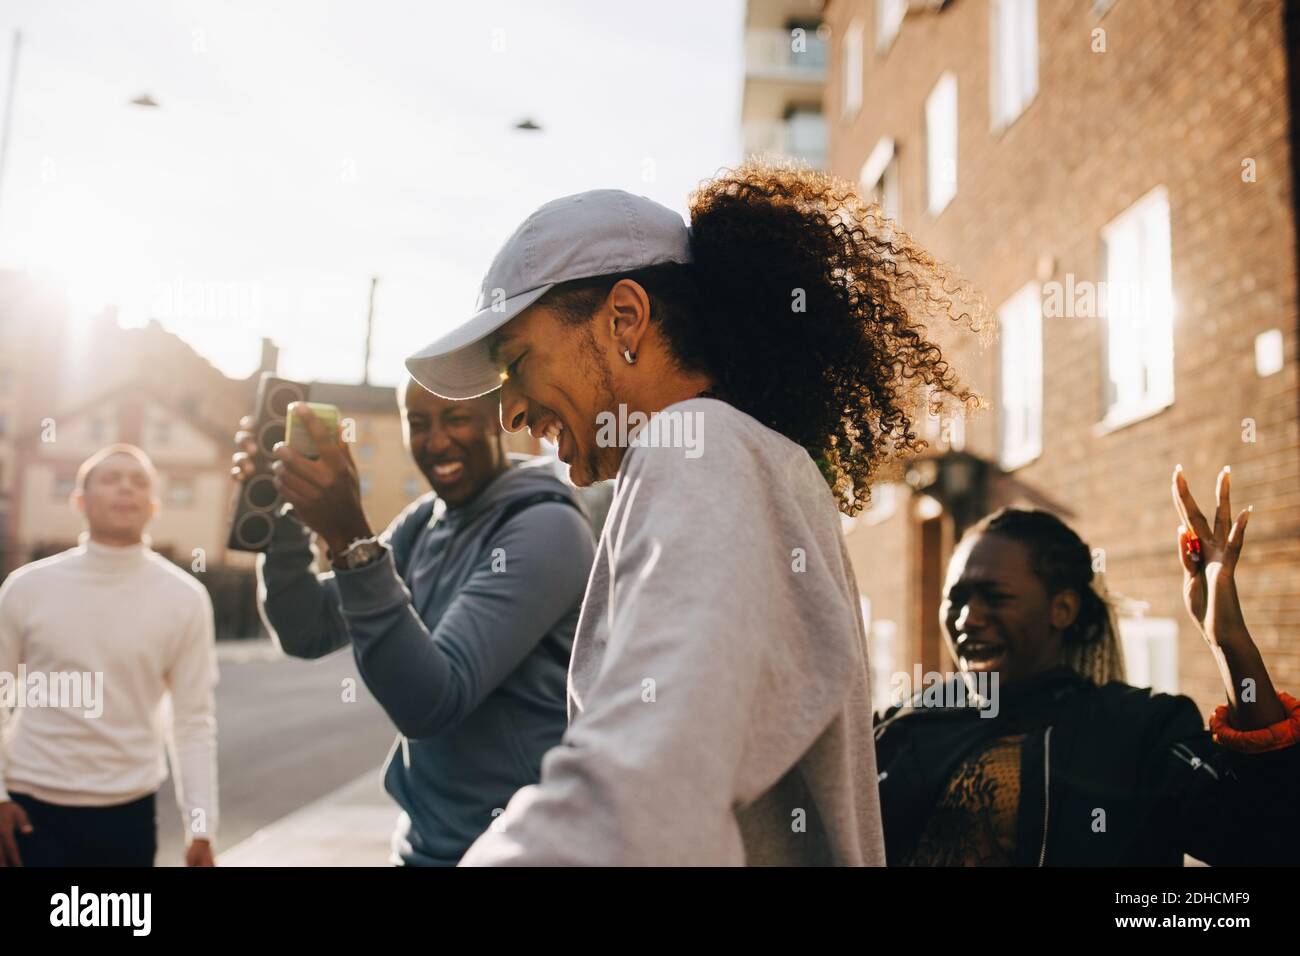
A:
333,535,386,571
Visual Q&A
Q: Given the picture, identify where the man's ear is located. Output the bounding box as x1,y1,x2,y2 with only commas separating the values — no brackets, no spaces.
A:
1050,588,1081,634
70,490,85,515
606,279,652,357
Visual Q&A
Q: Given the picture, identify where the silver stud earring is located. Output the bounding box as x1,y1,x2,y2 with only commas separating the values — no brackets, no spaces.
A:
623,348,636,365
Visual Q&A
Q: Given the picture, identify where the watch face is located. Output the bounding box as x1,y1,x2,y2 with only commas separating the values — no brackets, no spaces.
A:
344,539,383,569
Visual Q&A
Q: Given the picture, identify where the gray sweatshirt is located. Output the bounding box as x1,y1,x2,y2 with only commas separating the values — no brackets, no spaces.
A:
257,456,595,865
461,398,886,866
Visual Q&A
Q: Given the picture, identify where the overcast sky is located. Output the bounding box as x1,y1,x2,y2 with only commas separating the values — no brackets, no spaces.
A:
0,0,743,385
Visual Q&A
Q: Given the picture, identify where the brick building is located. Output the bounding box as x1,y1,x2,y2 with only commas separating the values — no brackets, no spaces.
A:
821,0,1300,714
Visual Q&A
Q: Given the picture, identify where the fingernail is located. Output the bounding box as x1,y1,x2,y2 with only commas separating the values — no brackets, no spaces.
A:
1175,463,1183,472
1247,505,1254,513
1224,465,1231,474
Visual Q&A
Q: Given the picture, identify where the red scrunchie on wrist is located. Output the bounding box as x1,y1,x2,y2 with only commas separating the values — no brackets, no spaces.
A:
1210,691,1300,754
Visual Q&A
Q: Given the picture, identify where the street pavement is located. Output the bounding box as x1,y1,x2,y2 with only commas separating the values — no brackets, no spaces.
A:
154,639,397,867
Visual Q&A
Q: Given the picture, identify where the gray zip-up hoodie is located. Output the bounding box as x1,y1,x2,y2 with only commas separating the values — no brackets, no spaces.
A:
461,399,886,865
256,455,595,865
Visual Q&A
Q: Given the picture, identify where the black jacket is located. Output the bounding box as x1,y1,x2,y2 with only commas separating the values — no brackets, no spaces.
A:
873,667,1300,866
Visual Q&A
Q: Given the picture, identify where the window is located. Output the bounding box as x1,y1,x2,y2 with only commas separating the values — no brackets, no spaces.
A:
1100,186,1175,429
165,477,195,508
360,476,373,496
358,443,375,462
1119,617,1179,694
54,474,75,500
870,619,898,712
785,105,827,169
1255,329,1284,377
925,72,958,215
860,137,901,223
787,18,827,70
87,418,105,443
876,0,906,52
998,282,1043,469
990,0,1038,130
863,482,898,526
155,420,171,446
403,475,421,499
841,20,864,119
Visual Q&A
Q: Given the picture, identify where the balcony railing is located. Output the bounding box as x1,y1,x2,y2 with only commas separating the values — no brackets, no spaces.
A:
743,116,827,170
745,28,828,82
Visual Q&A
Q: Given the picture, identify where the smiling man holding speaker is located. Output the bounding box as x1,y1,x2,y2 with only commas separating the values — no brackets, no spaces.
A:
230,378,595,866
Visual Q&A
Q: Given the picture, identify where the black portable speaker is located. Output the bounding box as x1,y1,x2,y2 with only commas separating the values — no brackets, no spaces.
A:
227,373,311,552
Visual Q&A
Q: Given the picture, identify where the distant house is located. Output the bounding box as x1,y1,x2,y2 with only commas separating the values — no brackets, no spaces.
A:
12,381,241,570
0,271,552,636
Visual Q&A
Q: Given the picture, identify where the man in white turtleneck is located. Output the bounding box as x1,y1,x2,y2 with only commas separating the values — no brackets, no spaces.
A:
0,444,218,867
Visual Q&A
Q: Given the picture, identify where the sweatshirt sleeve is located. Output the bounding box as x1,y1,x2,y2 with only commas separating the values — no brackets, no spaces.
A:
164,583,219,846
256,510,352,660
333,501,594,739
0,574,24,804
1144,692,1300,865
460,439,848,866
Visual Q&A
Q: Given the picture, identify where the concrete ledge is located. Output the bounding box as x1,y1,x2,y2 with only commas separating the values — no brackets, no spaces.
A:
219,770,394,867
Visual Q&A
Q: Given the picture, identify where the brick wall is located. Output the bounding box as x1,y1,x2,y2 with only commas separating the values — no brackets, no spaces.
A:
825,0,1300,712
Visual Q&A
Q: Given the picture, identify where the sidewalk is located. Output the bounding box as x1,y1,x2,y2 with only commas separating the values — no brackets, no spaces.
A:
215,637,284,664
219,770,396,867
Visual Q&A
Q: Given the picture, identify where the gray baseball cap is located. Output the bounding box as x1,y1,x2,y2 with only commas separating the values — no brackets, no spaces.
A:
405,189,692,400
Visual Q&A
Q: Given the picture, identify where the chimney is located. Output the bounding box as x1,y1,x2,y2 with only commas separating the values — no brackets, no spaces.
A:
259,337,279,375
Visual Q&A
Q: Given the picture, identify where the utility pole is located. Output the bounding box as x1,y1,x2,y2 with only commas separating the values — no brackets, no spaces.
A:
363,275,377,385
0,31,23,229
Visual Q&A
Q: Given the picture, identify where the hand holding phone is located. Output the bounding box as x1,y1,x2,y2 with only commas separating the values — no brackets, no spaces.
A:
272,401,373,554
285,402,341,459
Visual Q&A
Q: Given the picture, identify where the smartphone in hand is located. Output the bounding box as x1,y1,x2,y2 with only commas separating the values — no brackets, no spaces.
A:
285,402,341,459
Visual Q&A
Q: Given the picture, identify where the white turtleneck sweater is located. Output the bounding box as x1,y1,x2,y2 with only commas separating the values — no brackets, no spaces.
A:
0,535,218,844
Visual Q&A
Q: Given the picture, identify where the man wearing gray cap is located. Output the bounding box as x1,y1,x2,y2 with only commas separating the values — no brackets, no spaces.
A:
407,161,979,865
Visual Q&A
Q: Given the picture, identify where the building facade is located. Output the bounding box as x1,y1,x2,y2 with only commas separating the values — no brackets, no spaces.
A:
821,0,1300,714
742,0,830,168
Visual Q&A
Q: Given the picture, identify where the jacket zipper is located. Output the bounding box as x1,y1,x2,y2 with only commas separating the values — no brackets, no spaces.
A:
1037,726,1053,867
1171,742,1220,779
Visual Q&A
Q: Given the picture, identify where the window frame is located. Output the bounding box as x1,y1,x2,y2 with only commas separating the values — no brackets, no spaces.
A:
989,0,1039,132
997,281,1044,470
165,476,196,509
876,0,906,54
1096,185,1176,433
841,19,865,119
925,72,958,216
1119,617,1180,694
859,136,901,224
